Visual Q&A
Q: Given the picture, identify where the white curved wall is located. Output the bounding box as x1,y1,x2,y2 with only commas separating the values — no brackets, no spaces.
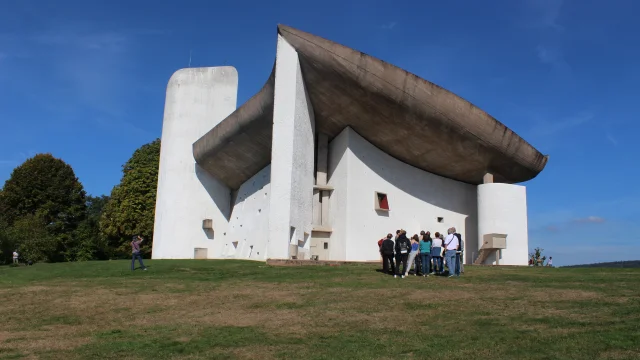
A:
217,165,271,260
268,35,315,259
477,183,528,265
153,67,238,259
328,127,478,262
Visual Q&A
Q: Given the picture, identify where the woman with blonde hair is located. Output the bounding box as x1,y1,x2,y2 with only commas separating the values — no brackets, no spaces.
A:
406,234,420,276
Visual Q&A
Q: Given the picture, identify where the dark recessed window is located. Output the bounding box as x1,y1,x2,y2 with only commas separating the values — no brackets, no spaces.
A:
324,242,329,250
437,217,444,223
375,192,389,211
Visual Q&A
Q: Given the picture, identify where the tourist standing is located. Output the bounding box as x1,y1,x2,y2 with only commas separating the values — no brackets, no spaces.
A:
131,235,148,271
453,228,463,276
444,228,459,277
406,235,420,276
395,230,411,278
380,233,395,274
419,232,432,276
431,232,443,274
12,250,18,265
547,257,553,267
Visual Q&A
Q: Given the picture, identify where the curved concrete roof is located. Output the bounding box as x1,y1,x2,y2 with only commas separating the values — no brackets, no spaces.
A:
194,25,548,190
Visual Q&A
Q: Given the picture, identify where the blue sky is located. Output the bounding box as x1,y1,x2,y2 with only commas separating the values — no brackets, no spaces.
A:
1,0,638,265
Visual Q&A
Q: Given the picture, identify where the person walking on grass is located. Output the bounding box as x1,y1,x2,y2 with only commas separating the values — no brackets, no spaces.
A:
380,233,396,275
444,228,459,277
547,257,553,267
431,232,443,275
131,235,148,271
12,250,19,265
419,232,432,277
395,230,411,278
406,235,420,277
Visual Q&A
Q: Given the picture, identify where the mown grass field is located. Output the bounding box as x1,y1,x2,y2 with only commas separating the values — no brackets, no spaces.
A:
0,260,639,360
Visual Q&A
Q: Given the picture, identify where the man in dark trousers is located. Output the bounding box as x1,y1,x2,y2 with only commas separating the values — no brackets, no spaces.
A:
453,228,464,276
131,235,148,271
394,230,411,278
380,233,395,275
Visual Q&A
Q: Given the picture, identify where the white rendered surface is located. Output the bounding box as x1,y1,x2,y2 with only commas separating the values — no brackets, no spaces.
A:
327,127,478,262
268,35,316,259
218,165,271,260
152,67,238,259
477,183,529,265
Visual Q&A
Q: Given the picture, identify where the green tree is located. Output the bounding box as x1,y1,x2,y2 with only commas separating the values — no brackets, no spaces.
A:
71,195,111,261
7,214,57,263
0,215,12,264
0,154,87,262
101,139,160,257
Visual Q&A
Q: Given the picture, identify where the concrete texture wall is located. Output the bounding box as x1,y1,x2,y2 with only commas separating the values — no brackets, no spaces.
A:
153,67,238,259
328,127,478,262
477,183,529,265
327,129,349,260
268,35,316,259
217,165,271,260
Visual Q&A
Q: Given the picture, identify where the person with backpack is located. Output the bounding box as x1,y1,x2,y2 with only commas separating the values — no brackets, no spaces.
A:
380,233,395,274
419,231,432,277
394,230,411,278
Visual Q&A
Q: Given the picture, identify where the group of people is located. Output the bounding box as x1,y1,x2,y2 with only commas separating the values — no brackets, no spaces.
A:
378,227,464,278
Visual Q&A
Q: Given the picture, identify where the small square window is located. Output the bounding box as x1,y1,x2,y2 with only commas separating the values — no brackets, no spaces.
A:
374,192,389,211
323,242,329,250
437,217,444,223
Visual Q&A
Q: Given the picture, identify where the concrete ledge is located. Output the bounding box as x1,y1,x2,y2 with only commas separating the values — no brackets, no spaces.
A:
267,259,381,267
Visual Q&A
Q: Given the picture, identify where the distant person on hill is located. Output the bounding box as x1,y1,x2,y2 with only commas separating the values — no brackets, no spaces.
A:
547,257,553,267
431,233,443,274
419,231,432,277
395,230,411,278
380,233,395,274
131,235,148,271
12,250,19,265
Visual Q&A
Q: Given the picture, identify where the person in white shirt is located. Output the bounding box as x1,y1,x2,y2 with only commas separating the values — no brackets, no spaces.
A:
12,250,19,265
444,228,459,277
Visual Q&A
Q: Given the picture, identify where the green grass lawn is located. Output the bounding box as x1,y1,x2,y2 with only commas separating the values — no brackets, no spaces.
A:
0,260,639,360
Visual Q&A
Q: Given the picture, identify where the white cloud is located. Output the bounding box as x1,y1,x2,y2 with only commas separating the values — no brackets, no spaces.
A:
381,22,396,30
527,111,594,138
573,216,605,224
525,0,564,31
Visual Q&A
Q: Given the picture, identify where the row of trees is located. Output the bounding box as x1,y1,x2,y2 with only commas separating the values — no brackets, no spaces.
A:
0,139,160,264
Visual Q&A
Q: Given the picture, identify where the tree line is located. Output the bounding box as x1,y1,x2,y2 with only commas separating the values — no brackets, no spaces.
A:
0,139,160,264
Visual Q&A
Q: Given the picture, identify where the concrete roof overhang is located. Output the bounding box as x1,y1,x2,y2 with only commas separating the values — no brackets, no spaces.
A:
193,25,548,190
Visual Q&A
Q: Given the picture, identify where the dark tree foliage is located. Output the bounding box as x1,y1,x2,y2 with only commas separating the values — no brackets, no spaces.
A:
101,139,160,257
71,195,111,261
0,154,87,262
